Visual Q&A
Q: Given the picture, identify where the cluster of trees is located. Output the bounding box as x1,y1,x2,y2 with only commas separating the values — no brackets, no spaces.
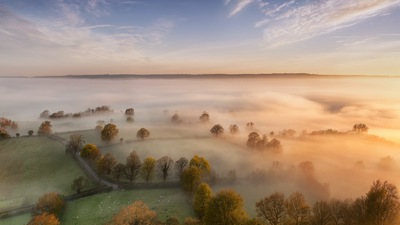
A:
255,180,399,225
27,192,65,225
39,105,113,119
0,117,18,140
37,121,52,135
246,132,282,152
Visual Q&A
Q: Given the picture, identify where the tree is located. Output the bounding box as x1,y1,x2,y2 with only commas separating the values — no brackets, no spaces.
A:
193,183,213,219
266,138,283,153
65,133,84,155
141,157,156,183
199,111,210,123
71,176,86,194
37,121,52,135
40,110,50,118
364,180,400,225
175,157,189,178
111,201,157,225
171,113,182,124
353,123,369,133
0,129,10,140
27,213,60,225
126,116,134,123
328,199,346,225
210,124,224,137
112,163,126,181
285,192,310,225
256,192,287,225
125,151,141,182
204,189,248,225
80,144,100,160
229,124,239,135
166,217,180,225
156,156,174,182
28,130,34,136
32,192,65,217
247,132,260,148
16,133,20,138
311,201,331,225
181,167,202,192
101,123,119,142
189,155,211,176
97,153,117,175
125,108,134,116
136,128,150,140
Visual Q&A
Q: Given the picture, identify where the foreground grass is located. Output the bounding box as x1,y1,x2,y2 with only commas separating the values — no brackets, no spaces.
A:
0,136,97,210
0,188,194,225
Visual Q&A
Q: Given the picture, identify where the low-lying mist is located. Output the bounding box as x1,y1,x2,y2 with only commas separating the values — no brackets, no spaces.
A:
1,76,400,207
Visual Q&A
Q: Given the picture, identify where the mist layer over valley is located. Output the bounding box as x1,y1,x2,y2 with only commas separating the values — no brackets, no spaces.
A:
1,75,400,217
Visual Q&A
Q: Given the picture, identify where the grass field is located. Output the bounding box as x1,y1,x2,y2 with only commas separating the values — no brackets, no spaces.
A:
0,136,97,210
0,188,195,225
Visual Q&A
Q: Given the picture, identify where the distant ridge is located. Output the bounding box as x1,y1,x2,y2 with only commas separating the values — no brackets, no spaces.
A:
2,73,398,79
31,73,392,79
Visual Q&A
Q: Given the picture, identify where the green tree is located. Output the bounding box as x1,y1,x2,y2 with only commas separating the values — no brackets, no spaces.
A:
80,144,100,160
112,163,126,181
111,201,157,225
256,192,287,225
32,192,65,217
37,121,52,135
156,156,174,182
365,180,400,225
210,124,224,137
27,213,60,225
175,157,189,178
125,151,141,183
204,189,248,225
65,133,84,155
193,183,213,219
97,153,117,175
141,157,156,183
136,128,151,140
285,192,310,225
71,176,86,194
181,167,202,192
101,123,119,142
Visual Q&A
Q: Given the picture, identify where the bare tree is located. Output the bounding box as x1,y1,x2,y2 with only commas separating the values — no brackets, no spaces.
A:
285,192,310,225
256,192,287,225
199,111,210,123
229,124,239,135
175,157,189,178
65,134,84,155
210,124,224,137
311,201,331,225
156,156,174,182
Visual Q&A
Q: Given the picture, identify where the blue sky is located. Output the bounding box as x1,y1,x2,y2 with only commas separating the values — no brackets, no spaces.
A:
0,0,400,76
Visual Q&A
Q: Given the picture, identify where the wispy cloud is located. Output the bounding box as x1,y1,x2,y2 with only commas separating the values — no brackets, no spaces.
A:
229,0,254,17
255,0,400,47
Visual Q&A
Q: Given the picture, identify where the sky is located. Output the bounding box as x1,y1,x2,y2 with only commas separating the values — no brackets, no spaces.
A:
0,0,400,76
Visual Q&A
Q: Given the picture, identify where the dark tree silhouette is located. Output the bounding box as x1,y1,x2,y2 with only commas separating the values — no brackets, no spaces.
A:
112,163,126,181
247,132,260,148
210,124,224,136
353,123,369,133
229,124,239,135
199,111,210,123
175,157,189,178
256,192,287,225
136,128,150,140
156,156,174,182
71,176,86,194
97,153,117,175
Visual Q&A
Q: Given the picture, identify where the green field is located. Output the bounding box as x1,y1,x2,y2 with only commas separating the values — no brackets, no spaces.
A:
0,136,97,210
0,188,194,225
